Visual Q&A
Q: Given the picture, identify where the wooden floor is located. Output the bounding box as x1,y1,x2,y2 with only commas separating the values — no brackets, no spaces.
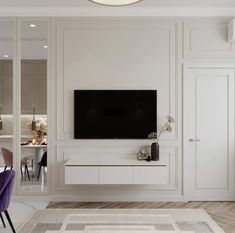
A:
47,202,235,233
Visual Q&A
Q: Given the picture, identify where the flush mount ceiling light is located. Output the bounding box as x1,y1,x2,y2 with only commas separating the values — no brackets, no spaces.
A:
89,0,143,6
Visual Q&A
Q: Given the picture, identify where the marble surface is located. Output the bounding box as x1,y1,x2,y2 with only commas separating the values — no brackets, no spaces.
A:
0,201,48,233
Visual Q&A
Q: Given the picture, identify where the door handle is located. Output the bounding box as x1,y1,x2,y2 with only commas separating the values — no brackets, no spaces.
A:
189,138,200,142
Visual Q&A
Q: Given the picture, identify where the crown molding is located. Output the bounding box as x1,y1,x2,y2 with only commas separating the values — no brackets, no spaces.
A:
0,0,235,7
0,7,235,17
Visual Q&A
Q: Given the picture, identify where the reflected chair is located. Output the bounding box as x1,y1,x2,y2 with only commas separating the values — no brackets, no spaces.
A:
0,170,16,233
22,155,34,176
37,151,47,181
1,148,30,181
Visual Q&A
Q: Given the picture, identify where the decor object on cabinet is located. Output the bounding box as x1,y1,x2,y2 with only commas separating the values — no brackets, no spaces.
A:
89,0,142,6
148,115,175,161
137,148,151,161
0,104,2,130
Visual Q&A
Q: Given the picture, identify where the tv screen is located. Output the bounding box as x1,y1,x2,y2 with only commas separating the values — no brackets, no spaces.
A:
74,90,157,139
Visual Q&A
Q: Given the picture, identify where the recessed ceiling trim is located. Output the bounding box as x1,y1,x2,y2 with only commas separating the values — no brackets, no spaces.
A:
89,0,143,6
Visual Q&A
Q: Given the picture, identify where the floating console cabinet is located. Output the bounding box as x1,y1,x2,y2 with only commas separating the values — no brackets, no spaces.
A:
65,158,169,185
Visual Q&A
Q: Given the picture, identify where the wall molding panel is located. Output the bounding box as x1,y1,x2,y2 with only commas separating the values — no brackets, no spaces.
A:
45,18,235,201
56,19,178,141
184,20,235,59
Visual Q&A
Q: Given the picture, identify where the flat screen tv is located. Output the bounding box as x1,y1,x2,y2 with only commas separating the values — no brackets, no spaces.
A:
74,90,157,139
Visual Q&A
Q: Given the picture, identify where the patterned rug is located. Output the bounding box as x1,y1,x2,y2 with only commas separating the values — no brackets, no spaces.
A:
17,209,225,233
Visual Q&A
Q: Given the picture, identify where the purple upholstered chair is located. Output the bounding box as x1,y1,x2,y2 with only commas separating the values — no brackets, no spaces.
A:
0,170,16,233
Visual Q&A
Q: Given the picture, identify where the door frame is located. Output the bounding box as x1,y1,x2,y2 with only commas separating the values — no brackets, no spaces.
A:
183,63,235,201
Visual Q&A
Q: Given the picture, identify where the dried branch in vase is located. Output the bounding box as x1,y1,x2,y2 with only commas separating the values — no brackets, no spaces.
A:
148,115,175,142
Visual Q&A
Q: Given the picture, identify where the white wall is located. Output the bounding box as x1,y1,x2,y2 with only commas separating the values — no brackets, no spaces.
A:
49,17,234,201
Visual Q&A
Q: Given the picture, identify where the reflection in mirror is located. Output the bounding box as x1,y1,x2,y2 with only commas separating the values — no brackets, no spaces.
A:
20,20,48,192
0,20,14,174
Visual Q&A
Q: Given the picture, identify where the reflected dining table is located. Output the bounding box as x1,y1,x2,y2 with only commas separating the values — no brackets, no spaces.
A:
21,144,47,176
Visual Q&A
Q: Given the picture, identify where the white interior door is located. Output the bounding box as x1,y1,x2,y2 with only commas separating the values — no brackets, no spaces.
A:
184,65,235,201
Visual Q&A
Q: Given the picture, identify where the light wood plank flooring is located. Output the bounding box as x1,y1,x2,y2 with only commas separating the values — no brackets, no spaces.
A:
47,202,235,233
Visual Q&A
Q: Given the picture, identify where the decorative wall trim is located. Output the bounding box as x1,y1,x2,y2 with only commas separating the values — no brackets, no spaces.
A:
184,20,235,59
56,19,178,141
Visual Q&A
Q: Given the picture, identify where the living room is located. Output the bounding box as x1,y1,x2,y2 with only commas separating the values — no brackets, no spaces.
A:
0,0,235,232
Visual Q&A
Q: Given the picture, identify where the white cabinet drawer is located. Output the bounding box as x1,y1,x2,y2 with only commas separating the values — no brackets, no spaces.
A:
133,166,169,185
65,166,99,184
100,166,133,184
65,165,169,185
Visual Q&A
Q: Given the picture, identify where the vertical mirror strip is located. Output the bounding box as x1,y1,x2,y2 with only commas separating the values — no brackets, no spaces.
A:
20,18,48,193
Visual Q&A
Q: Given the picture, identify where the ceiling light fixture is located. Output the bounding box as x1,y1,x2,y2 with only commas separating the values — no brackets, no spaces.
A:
30,24,36,28
89,0,142,6
43,45,48,48
3,54,9,58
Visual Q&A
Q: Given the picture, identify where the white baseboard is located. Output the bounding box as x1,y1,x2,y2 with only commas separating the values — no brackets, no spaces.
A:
13,194,184,203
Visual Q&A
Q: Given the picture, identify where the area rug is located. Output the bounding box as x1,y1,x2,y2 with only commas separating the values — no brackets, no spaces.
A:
17,209,225,233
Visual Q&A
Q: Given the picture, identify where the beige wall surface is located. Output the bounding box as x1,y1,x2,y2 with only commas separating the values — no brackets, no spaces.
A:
49,17,235,201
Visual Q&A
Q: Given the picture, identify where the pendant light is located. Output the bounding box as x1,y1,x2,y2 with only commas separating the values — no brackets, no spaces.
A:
31,104,36,131
0,104,2,130
89,0,142,6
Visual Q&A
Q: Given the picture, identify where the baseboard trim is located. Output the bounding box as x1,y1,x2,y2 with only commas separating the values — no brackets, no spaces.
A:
13,194,184,202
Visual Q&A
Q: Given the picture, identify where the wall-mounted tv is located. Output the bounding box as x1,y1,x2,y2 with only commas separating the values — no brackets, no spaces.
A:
74,90,157,139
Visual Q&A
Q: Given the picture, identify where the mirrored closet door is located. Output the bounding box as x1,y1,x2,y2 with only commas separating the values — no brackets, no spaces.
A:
0,20,14,175
20,19,48,192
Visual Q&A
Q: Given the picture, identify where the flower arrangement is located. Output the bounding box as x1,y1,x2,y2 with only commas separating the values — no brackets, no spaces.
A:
27,117,47,145
34,118,47,134
148,115,175,142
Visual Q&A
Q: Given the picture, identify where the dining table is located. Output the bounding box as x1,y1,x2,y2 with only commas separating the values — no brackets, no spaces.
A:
21,144,47,176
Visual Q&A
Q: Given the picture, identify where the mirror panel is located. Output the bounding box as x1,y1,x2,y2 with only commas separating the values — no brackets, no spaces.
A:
20,19,48,192
0,20,14,173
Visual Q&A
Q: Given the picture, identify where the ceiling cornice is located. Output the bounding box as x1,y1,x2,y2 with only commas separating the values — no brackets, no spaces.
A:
0,7,235,17
1,0,235,7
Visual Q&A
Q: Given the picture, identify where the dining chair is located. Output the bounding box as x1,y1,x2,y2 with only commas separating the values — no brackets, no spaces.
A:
0,170,16,233
1,148,30,181
22,155,34,175
37,151,47,181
